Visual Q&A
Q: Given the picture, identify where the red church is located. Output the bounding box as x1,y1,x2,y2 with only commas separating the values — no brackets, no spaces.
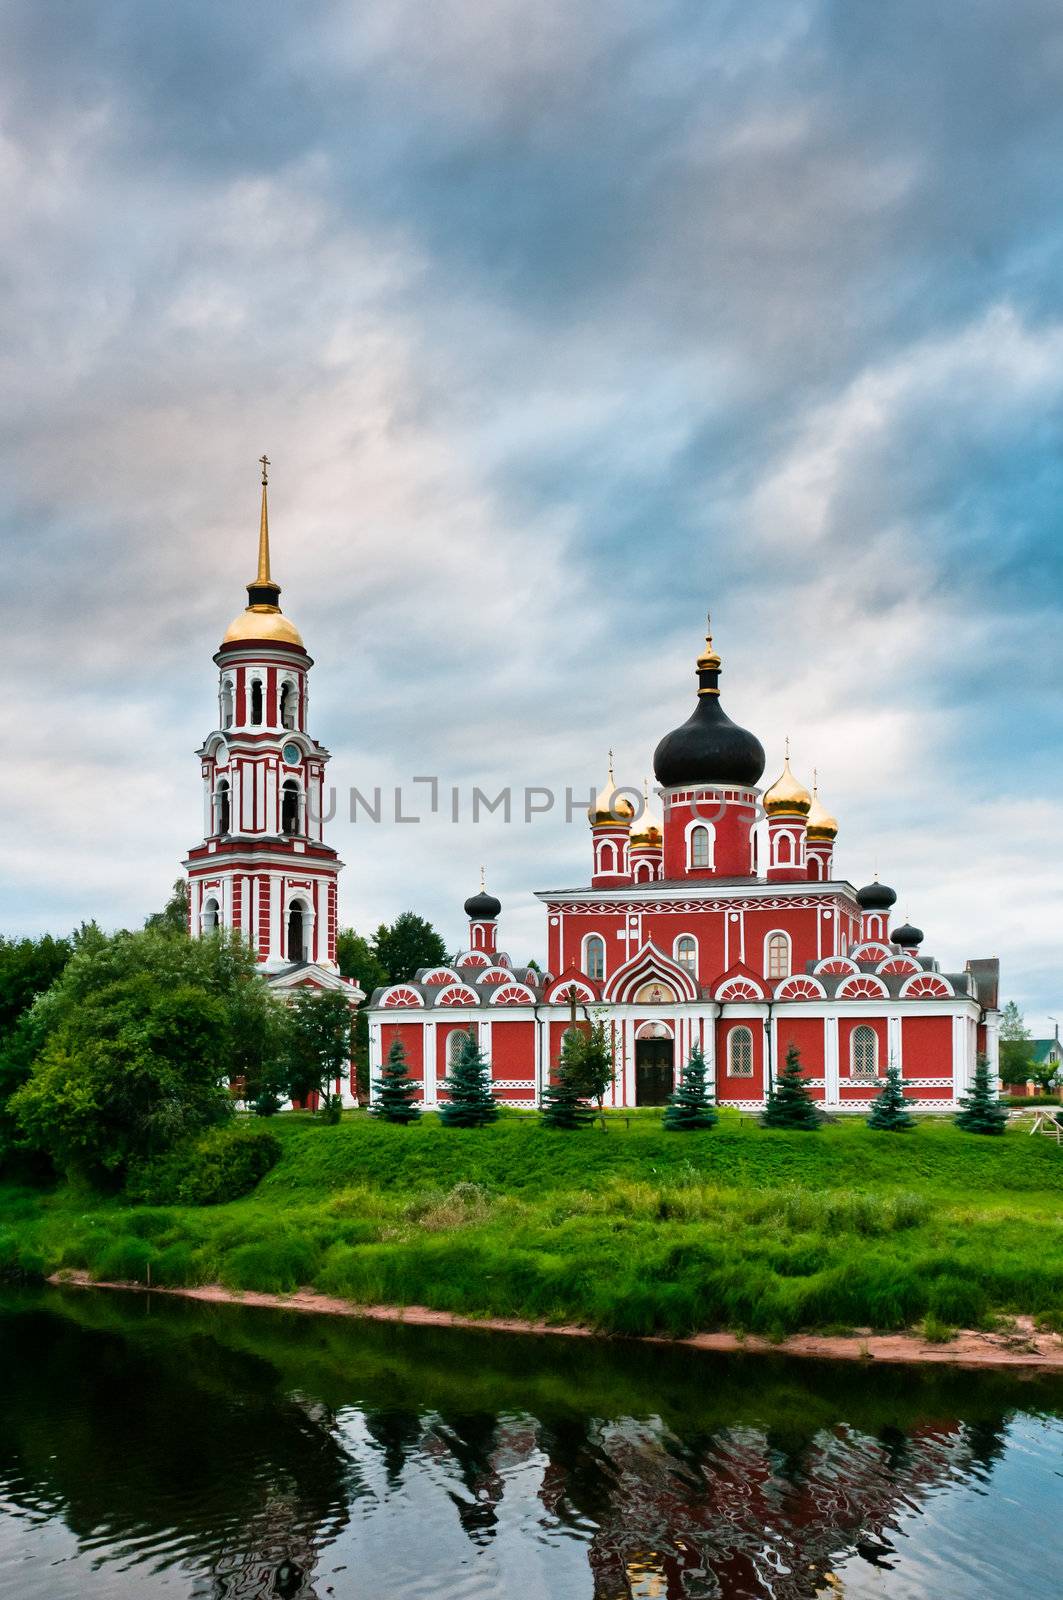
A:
366,622,1000,1110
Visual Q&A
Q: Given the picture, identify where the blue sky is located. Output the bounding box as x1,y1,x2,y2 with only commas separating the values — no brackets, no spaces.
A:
3,1,1063,1029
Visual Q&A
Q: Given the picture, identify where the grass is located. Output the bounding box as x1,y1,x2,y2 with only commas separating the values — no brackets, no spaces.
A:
2,1111,1062,1341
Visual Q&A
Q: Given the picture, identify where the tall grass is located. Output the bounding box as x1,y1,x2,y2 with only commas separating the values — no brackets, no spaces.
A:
2,1114,1061,1340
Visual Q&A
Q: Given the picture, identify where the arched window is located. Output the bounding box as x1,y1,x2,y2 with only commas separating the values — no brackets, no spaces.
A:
220,680,234,729
675,936,697,977
728,1026,753,1077
286,900,308,963
807,855,822,880
447,1027,471,1067
776,831,793,864
281,779,300,835
250,679,263,726
584,935,605,981
851,1025,877,1080
279,681,296,730
201,897,219,934
690,825,711,868
215,778,230,835
597,840,617,874
765,932,790,980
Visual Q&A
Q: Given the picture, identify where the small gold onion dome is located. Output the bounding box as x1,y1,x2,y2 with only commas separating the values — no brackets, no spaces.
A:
696,623,722,672
806,775,839,841
763,750,812,817
630,780,663,848
222,455,305,648
588,753,635,826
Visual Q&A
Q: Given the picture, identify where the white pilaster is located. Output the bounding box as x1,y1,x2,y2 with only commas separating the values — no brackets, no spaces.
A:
825,1015,840,1105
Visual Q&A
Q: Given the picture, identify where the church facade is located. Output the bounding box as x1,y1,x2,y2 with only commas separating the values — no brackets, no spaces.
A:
365,626,999,1111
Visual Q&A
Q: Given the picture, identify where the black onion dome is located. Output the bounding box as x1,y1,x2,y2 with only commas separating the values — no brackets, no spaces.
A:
464,889,501,921
652,628,765,789
857,880,897,911
891,922,924,948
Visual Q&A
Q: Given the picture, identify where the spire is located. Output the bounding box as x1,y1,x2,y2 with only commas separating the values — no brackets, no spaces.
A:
257,454,271,585
245,454,282,613
696,612,722,686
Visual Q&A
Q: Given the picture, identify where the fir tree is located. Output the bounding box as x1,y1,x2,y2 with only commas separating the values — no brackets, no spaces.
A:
867,1059,915,1131
540,1031,594,1129
439,1031,498,1128
955,1053,1008,1135
663,1042,717,1131
370,1039,422,1125
761,1042,821,1130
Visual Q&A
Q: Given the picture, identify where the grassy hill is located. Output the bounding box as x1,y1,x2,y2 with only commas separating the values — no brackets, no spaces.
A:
2,1110,1061,1341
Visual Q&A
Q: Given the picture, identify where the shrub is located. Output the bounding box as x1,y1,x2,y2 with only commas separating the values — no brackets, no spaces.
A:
220,1235,318,1293
128,1126,282,1206
94,1236,158,1283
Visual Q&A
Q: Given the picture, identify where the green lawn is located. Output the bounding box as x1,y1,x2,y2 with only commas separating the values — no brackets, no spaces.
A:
2,1111,1062,1341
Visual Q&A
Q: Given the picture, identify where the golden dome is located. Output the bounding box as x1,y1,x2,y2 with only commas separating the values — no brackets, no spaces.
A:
223,606,304,647
588,753,635,826
763,747,812,817
630,778,663,847
220,455,304,649
806,774,839,841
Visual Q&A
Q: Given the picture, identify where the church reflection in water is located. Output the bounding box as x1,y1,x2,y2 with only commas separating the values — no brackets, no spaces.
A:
0,1291,1050,1600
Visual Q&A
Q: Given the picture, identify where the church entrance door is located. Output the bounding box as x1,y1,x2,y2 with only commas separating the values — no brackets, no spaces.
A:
635,1038,674,1106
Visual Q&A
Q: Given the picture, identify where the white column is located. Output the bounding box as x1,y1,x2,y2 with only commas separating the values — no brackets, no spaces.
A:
952,1013,967,1100
825,1015,840,1106
984,1009,1000,1080
703,1008,717,1098
887,1012,902,1075
623,1015,636,1106
423,1022,437,1105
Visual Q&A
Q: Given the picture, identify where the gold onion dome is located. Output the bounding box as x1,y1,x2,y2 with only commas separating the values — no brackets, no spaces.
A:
223,456,305,648
763,746,812,817
630,779,663,847
588,753,635,826
806,773,839,841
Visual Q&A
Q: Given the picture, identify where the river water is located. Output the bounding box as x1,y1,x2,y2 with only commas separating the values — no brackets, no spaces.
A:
0,1288,1060,1599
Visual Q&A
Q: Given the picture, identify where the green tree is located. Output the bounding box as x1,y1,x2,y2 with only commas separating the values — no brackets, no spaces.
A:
371,913,448,984
663,1042,717,1131
143,879,190,936
866,1059,915,1131
761,1042,821,1131
370,1039,422,1124
284,989,353,1121
955,1053,1008,1135
998,1001,1034,1087
540,1030,595,1129
337,929,389,1101
0,933,73,1038
440,1031,498,1127
6,927,280,1182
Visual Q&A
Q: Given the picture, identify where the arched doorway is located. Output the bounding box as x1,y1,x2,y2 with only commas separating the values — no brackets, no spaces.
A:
635,1020,674,1106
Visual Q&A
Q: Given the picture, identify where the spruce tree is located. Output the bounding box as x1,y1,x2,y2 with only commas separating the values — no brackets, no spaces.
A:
439,1030,498,1128
867,1059,915,1131
370,1039,422,1125
955,1053,1008,1135
761,1042,821,1130
540,1032,594,1129
663,1042,717,1131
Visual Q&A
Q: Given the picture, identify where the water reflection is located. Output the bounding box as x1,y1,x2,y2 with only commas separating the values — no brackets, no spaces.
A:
0,1288,1059,1600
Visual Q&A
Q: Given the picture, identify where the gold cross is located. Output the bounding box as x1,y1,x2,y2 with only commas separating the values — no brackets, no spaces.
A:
259,454,270,485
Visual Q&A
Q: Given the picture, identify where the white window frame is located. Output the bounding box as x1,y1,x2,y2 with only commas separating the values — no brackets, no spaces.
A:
673,934,698,978
686,820,715,869
728,1026,754,1077
764,930,791,981
851,1025,878,1081
583,934,606,982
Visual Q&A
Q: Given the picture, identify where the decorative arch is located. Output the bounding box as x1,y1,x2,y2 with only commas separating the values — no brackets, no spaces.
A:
489,983,536,1005
201,896,220,934
837,974,889,999
814,956,858,977
685,819,715,870
849,942,893,964
716,976,764,1002
900,972,954,999
422,967,461,987
876,955,920,977
454,950,491,968
279,677,298,730
545,972,598,1005
603,941,698,1005
478,967,517,986
635,1020,674,1040
435,984,480,1007
380,985,425,1009
774,974,826,1001
597,839,618,874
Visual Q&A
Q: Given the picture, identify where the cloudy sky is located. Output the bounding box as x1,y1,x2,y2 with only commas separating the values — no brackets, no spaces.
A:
3,1,1063,1027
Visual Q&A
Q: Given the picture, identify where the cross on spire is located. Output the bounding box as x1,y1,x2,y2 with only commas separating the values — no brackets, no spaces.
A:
259,454,270,486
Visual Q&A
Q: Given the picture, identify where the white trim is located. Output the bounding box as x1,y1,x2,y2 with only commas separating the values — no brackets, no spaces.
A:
685,819,716,870
763,927,791,980
672,932,699,980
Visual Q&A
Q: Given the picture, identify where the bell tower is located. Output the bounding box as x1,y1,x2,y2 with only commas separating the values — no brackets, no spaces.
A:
184,458,343,971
